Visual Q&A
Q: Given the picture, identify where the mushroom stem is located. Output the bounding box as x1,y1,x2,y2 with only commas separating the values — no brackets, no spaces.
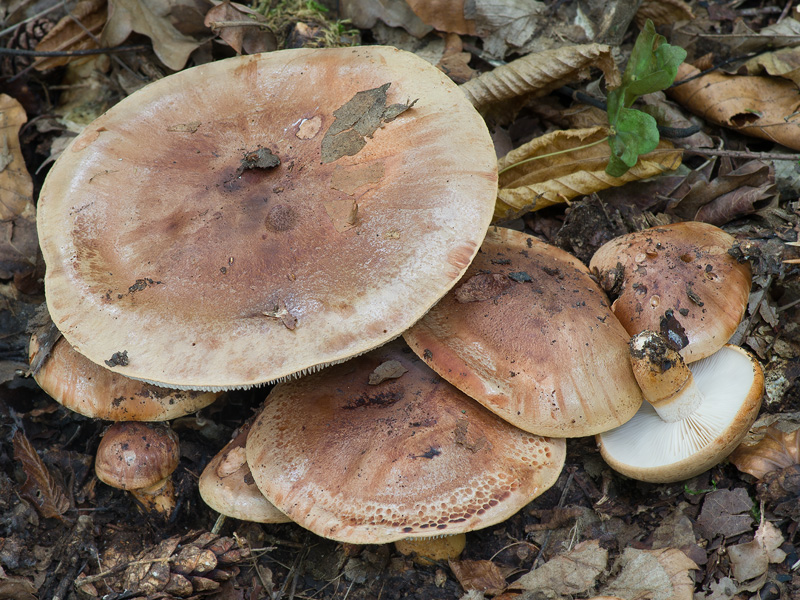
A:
394,533,467,565
130,479,177,514
629,331,704,423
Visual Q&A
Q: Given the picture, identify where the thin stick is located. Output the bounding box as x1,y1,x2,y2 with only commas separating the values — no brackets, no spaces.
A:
76,557,171,585
0,45,149,57
681,147,800,162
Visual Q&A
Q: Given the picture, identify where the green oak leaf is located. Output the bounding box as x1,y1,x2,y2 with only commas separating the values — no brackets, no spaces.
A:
607,107,660,178
605,19,686,177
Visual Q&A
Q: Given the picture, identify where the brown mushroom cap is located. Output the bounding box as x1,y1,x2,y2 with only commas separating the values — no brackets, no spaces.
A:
589,222,752,362
403,227,643,437
95,421,180,491
245,340,566,544
30,334,219,421
199,422,290,523
38,46,497,390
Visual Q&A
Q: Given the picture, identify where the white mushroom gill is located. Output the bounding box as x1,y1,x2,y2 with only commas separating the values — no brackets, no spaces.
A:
599,346,755,468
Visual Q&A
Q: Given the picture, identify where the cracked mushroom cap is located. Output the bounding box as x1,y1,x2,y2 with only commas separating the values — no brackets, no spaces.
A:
30,334,219,421
199,422,290,523
589,222,752,362
245,340,566,544
403,227,643,437
38,46,497,390
597,343,764,483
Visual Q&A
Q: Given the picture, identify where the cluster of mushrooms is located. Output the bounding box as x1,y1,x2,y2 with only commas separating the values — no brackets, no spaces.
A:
31,46,764,561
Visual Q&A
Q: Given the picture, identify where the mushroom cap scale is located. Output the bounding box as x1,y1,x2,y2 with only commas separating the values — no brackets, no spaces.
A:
598,345,764,483
589,222,752,362
245,340,566,544
199,423,291,523
30,335,219,421
403,227,643,437
38,46,497,390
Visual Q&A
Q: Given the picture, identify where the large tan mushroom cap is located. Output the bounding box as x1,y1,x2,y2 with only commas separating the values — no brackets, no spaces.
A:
38,46,497,390
246,340,566,544
199,423,290,523
403,227,643,437
30,335,219,421
589,222,752,362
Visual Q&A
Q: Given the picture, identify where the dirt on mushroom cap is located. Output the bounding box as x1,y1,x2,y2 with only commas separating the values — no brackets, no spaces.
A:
403,227,643,437
37,46,497,390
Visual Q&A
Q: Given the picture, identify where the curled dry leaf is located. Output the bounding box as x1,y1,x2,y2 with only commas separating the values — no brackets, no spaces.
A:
730,424,800,479
102,0,207,71
34,0,107,71
460,43,621,121
668,63,800,151
495,126,682,221
634,0,694,30
448,559,509,595
12,430,70,519
510,540,608,595
600,548,698,600
0,94,38,281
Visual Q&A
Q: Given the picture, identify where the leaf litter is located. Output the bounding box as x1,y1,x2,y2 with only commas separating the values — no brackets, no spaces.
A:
2,1,800,599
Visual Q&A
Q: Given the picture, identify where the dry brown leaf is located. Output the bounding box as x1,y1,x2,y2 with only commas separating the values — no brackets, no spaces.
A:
696,489,754,541
730,424,800,479
600,548,698,600
460,44,621,119
34,0,107,71
449,559,509,595
510,539,608,595
407,0,476,35
495,126,682,221
204,1,276,55
0,95,38,281
102,0,207,70
12,430,70,519
635,0,694,30
668,63,800,150
339,0,432,38
0,576,37,600
728,519,786,583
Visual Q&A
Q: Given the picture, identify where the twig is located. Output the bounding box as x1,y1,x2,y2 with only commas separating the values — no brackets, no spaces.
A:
681,147,799,161
207,20,270,29
532,468,575,568
76,557,171,585
0,45,149,57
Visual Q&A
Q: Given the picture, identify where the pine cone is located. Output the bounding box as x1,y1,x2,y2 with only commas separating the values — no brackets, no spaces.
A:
78,531,249,599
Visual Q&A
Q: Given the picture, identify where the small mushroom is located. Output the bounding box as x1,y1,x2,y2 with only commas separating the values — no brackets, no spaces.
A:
597,331,764,483
199,422,291,524
589,222,752,362
37,46,497,390
95,421,181,515
30,334,219,421
246,340,566,544
403,227,643,437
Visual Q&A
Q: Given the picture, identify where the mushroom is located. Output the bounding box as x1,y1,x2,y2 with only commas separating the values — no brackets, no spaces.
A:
30,333,220,421
597,331,764,483
199,422,290,524
403,227,643,437
589,222,752,362
95,421,181,515
245,340,566,545
37,46,497,390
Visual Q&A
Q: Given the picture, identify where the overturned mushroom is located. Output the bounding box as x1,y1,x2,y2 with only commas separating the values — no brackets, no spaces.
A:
37,46,497,390
590,222,752,362
598,331,763,483
95,421,181,515
403,227,642,437
246,340,566,544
